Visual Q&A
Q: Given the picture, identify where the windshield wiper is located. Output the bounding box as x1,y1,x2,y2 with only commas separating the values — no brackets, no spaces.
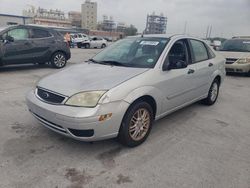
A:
87,58,100,64
88,59,130,67
98,60,129,67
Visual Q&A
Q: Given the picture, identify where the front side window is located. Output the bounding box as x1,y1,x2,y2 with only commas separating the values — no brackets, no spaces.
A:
92,37,169,68
31,29,51,38
190,40,209,62
168,40,189,65
7,28,29,40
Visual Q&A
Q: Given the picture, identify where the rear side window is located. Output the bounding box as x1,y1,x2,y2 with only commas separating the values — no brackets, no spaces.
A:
190,40,209,62
31,29,51,38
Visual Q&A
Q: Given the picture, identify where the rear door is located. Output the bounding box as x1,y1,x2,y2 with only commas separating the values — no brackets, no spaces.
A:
2,27,33,64
29,28,54,63
188,39,215,97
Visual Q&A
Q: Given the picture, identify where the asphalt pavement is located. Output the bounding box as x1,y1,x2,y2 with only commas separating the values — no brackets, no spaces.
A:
0,48,250,188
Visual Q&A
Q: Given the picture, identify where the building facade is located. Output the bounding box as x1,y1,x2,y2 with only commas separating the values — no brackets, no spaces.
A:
23,7,71,27
68,11,82,28
98,15,116,31
145,13,167,34
81,0,97,30
0,14,33,27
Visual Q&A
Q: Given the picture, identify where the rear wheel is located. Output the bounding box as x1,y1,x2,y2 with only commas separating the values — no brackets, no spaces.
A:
118,101,153,147
51,52,67,69
202,79,220,105
101,44,106,48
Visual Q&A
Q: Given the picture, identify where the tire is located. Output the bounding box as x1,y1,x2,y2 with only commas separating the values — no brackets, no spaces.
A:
77,43,82,48
101,44,106,48
85,43,90,49
202,79,220,105
118,101,154,147
51,52,67,69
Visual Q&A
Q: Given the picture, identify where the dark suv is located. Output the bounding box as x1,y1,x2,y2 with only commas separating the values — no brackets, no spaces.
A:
0,25,71,68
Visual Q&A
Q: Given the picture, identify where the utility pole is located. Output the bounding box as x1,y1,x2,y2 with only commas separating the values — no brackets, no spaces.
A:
183,21,187,35
205,25,210,39
208,25,212,38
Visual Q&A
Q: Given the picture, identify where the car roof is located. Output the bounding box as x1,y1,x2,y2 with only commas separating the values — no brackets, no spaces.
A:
127,34,203,42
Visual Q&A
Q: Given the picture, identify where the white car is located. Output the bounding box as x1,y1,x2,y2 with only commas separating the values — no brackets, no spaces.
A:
70,33,89,48
220,38,250,75
26,35,225,147
82,36,107,49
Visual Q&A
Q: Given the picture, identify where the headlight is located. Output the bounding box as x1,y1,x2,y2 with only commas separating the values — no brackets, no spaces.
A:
65,91,107,107
236,58,250,64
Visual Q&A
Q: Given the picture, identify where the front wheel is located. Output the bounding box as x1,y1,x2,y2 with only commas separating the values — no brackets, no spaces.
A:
101,44,106,48
51,52,67,69
118,101,154,147
202,79,220,105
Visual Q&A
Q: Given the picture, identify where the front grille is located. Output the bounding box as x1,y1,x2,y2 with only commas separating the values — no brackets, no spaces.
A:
226,58,238,64
37,88,65,104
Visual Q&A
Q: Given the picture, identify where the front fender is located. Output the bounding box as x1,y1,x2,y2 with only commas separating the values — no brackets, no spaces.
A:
123,86,165,117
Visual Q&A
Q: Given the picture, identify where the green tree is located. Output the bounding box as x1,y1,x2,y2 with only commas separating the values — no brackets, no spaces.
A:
124,25,138,36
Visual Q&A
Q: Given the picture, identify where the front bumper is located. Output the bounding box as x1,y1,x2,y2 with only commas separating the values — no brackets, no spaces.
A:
225,63,250,73
26,90,129,141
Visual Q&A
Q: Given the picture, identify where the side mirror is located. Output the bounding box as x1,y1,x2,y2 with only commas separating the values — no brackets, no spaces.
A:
163,59,188,71
169,60,188,69
5,35,14,42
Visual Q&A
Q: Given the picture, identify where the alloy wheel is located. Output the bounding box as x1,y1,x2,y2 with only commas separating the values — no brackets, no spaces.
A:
129,108,150,141
54,54,66,68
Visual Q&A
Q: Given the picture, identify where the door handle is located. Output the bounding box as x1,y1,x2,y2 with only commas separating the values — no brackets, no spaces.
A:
187,69,195,74
208,63,214,67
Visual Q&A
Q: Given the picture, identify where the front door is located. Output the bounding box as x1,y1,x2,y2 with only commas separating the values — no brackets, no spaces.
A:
1,27,33,64
157,39,197,113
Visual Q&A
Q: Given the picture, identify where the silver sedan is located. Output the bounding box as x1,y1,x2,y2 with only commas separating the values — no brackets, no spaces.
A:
26,34,226,147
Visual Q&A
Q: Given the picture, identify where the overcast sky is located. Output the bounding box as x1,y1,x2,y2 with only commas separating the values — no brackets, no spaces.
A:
0,0,249,38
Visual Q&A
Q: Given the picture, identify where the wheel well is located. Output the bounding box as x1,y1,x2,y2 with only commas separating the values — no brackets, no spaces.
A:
214,75,221,86
130,95,157,119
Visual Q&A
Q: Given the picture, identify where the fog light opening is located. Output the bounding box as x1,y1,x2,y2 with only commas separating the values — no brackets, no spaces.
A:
99,113,112,121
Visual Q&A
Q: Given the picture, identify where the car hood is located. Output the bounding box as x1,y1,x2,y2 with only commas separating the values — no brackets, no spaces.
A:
219,51,250,59
38,63,149,96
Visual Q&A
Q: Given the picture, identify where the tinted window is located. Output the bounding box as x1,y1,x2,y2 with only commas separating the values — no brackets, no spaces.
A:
190,40,209,62
7,28,29,40
220,39,250,52
32,29,51,38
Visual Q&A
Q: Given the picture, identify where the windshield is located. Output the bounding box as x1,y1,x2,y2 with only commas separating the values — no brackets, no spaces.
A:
92,37,169,68
220,39,250,52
